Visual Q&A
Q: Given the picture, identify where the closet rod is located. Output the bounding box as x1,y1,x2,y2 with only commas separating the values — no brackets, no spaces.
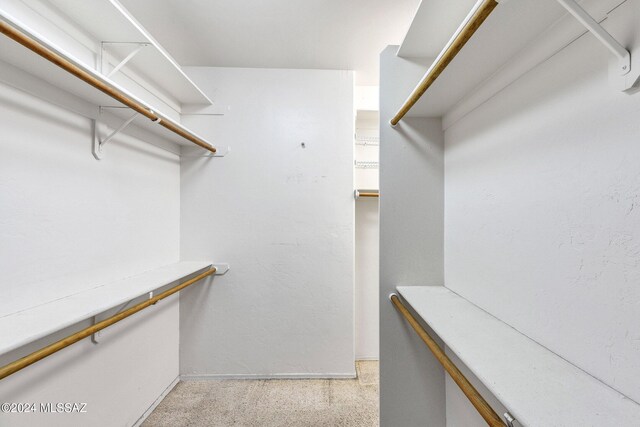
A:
390,0,498,126
0,268,216,381
390,293,507,427
359,192,379,198
0,15,216,154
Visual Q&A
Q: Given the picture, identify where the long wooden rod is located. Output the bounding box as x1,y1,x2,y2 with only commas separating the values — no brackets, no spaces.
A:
390,0,499,126
0,268,216,381
390,293,506,427
358,192,379,198
0,17,216,154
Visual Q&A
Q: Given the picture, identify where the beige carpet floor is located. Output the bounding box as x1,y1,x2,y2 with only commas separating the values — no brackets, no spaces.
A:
142,361,379,427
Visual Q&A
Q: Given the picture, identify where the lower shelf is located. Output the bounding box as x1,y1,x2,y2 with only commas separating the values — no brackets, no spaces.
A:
396,286,640,426
0,262,218,356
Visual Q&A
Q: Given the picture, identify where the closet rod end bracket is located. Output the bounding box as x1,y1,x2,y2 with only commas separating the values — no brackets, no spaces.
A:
618,54,631,76
504,412,516,427
211,263,230,275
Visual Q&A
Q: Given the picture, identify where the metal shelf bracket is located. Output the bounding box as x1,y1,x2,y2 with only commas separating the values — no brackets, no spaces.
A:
556,0,631,76
91,298,136,344
93,106,138,160
99,41,150,78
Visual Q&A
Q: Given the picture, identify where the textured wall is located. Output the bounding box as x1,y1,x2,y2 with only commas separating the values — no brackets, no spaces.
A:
379,46,446,427
445,6,640,409
355,198,379,359
179,67,355,378
0,75,181,426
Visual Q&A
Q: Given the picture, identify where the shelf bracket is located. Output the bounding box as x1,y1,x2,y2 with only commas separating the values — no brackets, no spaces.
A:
93,107,138,160
99,41,150,78
556,0,631,76
91,298,136,344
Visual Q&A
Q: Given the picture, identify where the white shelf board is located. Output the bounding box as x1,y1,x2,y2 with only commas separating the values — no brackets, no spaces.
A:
396,0,621,118
396,286,640,427
0,262,213,356
46,0,212,107
398,0,478,58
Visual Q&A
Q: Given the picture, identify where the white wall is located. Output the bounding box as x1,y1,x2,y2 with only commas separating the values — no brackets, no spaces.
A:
179,67,355,378
441,2,640,424
354,99,380,360
445,4,640,410
0,75,181,426
355,198,379,360
379,46,446,426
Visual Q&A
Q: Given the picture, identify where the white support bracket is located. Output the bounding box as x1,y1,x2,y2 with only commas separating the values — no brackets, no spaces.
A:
99,41,150,77
90,296,140,344
93,106,138,159
212,263,230,275
556,0,631,76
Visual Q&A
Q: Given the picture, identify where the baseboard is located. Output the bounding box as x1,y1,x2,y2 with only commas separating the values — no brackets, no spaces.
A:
180,372,356,381
356,357,379,361
132,376,180,427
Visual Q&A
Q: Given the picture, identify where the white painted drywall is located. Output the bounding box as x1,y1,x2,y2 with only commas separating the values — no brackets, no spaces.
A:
355,198,379,360
0,73,181,426
179,67,355,378
354,94,380,360
444,1,640,420
379,46,446,426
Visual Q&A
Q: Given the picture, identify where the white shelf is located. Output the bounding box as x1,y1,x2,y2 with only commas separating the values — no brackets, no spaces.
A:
0,262,213,356
355,135,379,146
395,0,622,118
355,160,379,169
0,16,212,149
396,286,640,427
47,0,212,107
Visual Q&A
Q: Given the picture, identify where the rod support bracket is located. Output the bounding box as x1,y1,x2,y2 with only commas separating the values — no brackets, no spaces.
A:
90,316,100,344
93,106,138,160
99,41,150,78
90,297,137,343
556,0,632,78
211,263,230,275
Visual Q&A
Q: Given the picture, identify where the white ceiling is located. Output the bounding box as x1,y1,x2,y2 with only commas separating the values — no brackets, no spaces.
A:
118,0,420,86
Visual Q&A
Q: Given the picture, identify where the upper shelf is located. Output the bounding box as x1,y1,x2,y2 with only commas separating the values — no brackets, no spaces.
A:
0,262,215,356
398,0,478,58
396,286,640,427
0,9,216,151
46,0,212,107
395,0,624,118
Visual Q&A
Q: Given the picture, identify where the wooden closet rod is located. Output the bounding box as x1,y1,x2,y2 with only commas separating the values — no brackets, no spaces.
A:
0,17,216,154
390,0,498,126
0,268,216,381
390,293,507,427
359,192,379,198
